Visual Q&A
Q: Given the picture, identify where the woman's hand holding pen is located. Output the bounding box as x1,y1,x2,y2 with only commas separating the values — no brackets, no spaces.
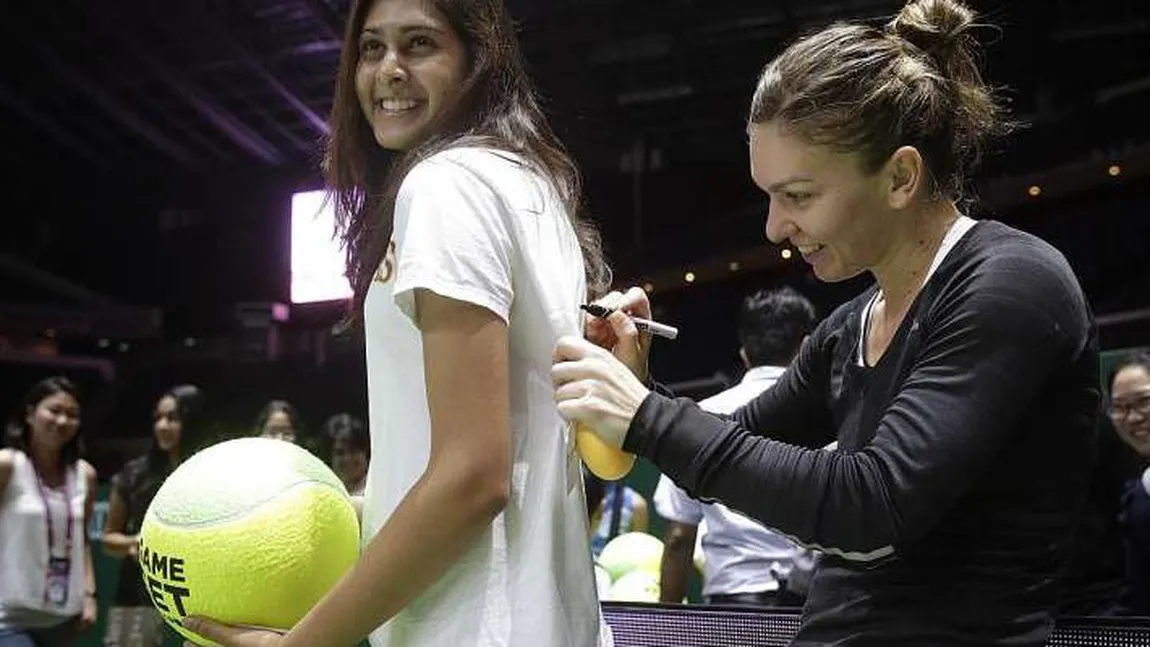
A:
581,287,652,383
552,330,651,451
553,286,670,450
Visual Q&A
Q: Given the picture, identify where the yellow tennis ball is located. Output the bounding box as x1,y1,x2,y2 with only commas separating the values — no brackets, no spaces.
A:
599,532,664,582
138,437,360,646
607,569,661,602
593,562,613,599
576,423,635,481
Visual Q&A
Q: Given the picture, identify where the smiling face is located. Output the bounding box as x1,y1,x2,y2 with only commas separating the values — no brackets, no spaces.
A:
27,392,81,456
354,0,469,151
331,435,369,488
1111,364,1150,457
154,395,183,454
261,411,296,444
749,121,910,283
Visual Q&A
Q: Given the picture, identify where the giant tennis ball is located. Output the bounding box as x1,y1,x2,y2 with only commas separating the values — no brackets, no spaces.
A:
598,532,664,582
138,438,360,645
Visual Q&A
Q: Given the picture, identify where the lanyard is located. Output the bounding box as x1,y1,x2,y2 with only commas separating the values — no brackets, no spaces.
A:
32,465,74,598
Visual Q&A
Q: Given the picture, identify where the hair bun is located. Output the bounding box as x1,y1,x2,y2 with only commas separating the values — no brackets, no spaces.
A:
888,0,976,69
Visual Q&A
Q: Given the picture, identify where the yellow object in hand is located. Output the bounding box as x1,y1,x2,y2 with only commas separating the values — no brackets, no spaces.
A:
576,422,635,480
138,438,359,646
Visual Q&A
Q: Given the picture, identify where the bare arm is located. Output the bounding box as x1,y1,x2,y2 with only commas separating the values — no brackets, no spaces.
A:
629,495,650,533
659,521,698,603
280,290,511,647
101,488,138,559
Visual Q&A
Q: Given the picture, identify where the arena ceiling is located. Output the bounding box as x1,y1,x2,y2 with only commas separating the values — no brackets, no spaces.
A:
1,0,1147,334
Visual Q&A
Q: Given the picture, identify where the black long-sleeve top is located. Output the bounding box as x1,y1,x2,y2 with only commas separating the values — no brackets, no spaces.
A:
627,221,1100,645
1118,473,1150,615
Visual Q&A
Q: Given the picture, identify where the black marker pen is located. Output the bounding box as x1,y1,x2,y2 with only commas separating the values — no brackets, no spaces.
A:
580,304,679,340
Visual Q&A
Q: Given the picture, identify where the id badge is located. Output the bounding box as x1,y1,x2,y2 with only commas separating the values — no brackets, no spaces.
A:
46,557,70,606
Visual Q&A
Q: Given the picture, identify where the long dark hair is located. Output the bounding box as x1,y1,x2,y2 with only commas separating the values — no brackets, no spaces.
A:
146,384,208,472
317,413,369,462
3,376,83,470
325,0,610,321
254,400,303,436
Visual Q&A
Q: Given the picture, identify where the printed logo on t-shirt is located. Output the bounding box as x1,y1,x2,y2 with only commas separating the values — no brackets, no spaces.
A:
373,240,397,285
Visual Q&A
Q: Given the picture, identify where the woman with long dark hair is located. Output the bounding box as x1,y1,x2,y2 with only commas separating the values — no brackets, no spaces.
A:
100,385,207,647
186,1,612,646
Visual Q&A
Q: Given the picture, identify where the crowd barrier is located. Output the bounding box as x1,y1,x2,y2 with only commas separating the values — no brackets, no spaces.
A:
602,602,1150,646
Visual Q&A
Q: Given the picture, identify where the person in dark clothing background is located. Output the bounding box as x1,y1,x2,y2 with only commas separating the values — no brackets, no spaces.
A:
552,0,1101,644
1108,353,1150,615
1059,414,1141,616
100,385,208,647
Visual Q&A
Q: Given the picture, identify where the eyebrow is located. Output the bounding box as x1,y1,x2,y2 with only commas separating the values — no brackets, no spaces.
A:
765,177,815,193
361,23,446,37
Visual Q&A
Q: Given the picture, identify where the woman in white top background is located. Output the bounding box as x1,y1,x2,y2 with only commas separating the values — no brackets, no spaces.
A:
185,0,613,646
0,377,98,647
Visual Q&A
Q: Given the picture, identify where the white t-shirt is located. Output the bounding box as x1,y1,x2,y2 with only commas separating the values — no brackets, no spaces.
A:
361,147,610,647
652,366,804,597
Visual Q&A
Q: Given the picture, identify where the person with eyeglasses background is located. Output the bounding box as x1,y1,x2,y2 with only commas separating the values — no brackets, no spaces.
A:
1111,353,1150,452
1108,352,1150,615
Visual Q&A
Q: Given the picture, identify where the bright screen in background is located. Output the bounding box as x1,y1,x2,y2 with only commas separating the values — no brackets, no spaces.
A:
290,190,351,304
